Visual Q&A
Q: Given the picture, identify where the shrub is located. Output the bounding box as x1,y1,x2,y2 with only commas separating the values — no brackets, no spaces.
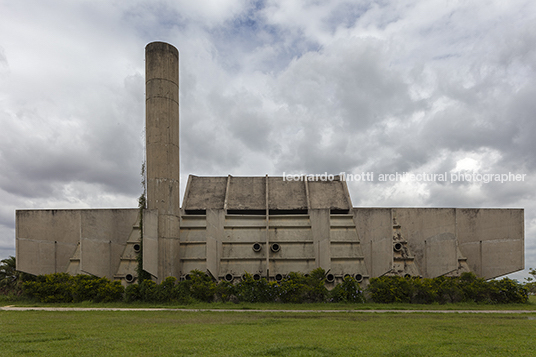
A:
124,283,141,302
367,276,413,303
215,280,235,302
95,280,124,302
235,273,278,303
279,272,309,303
330,275,364,303
489,278,528,304
23,273,73,303
187,270,217,302
139,279,158,302
157,277,178,302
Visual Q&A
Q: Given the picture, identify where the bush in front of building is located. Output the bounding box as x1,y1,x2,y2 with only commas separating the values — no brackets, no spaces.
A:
22,273,124,303
367,273,528,304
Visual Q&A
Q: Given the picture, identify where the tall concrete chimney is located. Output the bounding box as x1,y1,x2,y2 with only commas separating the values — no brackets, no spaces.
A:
145,42,179,215
144,42,180,280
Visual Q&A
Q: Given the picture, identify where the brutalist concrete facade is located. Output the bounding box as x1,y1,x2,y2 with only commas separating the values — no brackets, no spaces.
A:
16,42,524,285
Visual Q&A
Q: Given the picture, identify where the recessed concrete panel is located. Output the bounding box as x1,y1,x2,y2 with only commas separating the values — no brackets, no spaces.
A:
269,227,312,242
221,260,265,275
226,228,265,243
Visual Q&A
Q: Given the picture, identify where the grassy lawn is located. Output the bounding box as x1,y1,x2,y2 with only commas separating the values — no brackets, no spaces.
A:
2,309,536,356
3,294,536,310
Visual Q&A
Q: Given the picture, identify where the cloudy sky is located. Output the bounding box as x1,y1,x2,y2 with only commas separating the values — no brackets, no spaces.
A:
1,0,535,280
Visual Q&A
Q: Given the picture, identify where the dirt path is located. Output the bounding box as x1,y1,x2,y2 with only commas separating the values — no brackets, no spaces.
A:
1,306,535,313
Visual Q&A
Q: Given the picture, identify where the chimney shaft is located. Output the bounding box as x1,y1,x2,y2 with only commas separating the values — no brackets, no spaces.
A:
145,42,180,215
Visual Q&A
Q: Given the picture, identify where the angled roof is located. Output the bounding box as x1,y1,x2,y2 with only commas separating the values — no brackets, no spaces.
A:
182,175,353,212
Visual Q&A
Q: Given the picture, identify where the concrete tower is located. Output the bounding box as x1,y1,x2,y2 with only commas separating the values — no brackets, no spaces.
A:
144,42,180,279
145,41,180,214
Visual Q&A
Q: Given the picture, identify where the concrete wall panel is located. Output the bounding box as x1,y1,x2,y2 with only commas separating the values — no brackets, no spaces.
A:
222,243,266,259
79,209,138,278
226,228,265,242
220,261,265,275
269,227,312,241
424,232,457,278
354,208,392,277
179,243,206,259
394,208,456,277
180,228,206,242
269,260,315,274
227,177,266,210
268,178,307,210
308,180,351,210
456,208,524,278
16,239,56,275
482,239,524,279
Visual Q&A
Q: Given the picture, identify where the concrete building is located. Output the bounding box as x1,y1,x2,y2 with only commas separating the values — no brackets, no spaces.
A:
16,42,524,285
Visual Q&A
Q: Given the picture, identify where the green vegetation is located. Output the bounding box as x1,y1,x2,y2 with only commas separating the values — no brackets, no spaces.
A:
368,273,528,304
1,310,536,356
18,269,528,305
1,256,532,306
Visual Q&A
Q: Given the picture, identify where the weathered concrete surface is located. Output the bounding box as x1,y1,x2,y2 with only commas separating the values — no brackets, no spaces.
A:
354,208,393,277
183,175,353,212
15,42,525,284
353,207,524,279
145,41,179,216
456,208,524,279
16,209,138,278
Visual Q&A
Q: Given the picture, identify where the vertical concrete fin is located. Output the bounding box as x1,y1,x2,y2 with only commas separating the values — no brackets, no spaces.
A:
206,209,224,278
142,209,159,277
311,209,331,270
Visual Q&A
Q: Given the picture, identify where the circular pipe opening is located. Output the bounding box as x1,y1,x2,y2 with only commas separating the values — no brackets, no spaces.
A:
326,273,335,283
343,273,351,280
185,274,191,280
224,273,234,282
125,274,135,283
241,274,247,281
133,243,141,253
275,273,283,282
404,274,411,278
253,273,261,281
354,274,363,282
271,243,281,252
394,242,403,252
252,242,262,252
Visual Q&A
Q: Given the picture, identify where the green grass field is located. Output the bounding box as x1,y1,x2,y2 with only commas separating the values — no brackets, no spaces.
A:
2,309,536,356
